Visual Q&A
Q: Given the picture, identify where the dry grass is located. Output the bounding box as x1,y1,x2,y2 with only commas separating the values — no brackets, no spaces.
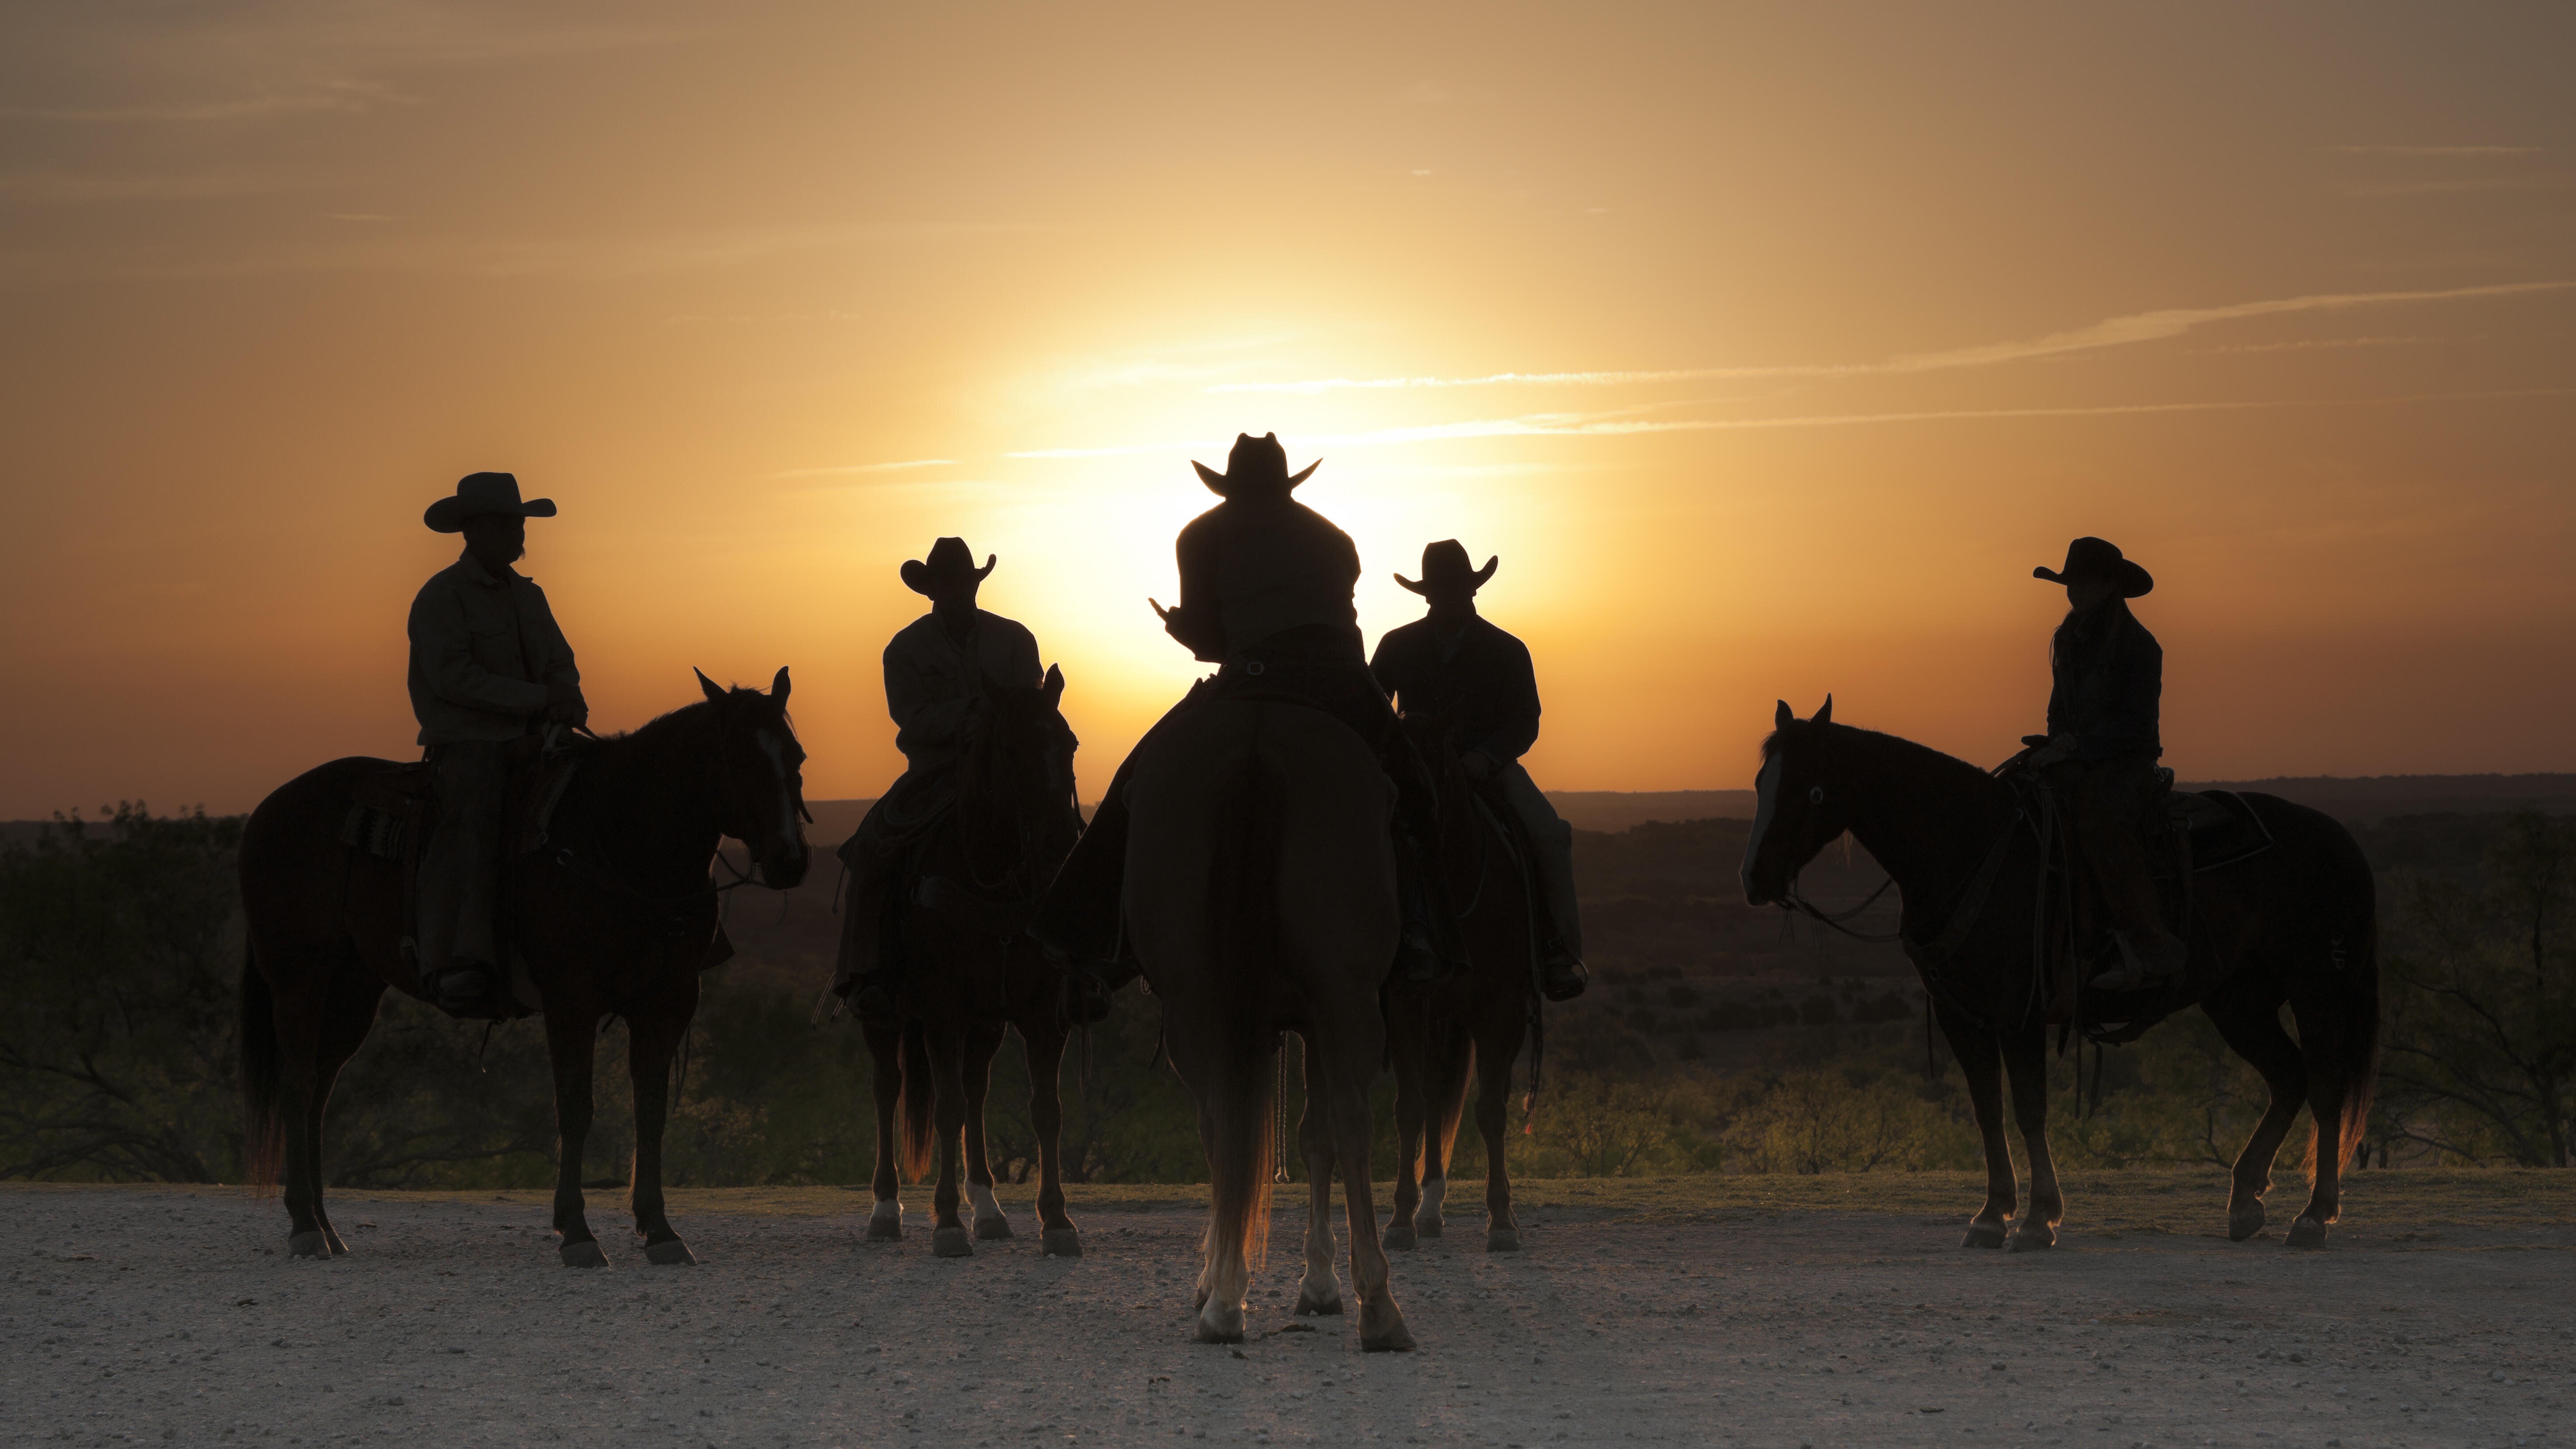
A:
14,1166,2568,1231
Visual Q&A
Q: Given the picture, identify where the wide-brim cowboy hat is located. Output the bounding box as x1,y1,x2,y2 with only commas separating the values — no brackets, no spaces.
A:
901,536,996,596
425,471,557,533
1192,432,1319,499
2034,536,2153,598
1396,539,1499,596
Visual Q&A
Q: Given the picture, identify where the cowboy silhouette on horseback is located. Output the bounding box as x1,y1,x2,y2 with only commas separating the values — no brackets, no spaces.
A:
1372,540,1588,1003
836,538,1085,1016
2026,536,2185,993
1030,432,1466,985
406,471,586,1016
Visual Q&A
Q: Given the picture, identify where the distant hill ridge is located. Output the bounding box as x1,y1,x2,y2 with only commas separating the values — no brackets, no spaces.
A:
6,774,2570,847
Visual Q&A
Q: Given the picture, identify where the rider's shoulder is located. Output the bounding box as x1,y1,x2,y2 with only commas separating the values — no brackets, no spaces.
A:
976,609,1040,646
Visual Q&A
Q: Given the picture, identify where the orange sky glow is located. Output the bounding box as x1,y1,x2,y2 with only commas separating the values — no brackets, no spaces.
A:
3,3,2571,817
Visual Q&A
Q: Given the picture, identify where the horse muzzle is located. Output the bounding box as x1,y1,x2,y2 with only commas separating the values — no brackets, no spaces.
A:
757,839,812,890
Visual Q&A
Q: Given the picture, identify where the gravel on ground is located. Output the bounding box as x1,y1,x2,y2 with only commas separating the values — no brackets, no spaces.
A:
5,1184,2570,1448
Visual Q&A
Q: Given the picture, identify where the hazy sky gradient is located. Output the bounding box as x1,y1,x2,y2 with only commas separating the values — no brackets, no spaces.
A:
3,1,2571,816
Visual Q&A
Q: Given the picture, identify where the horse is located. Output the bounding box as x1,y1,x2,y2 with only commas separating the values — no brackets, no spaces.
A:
1384,712,1537,1254
1124,698,1415,1350
237,668,811,1266
851,668,1088,1259
1740,698,2379,1250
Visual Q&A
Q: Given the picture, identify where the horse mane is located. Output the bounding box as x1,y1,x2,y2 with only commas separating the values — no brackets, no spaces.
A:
1761,719,2001,799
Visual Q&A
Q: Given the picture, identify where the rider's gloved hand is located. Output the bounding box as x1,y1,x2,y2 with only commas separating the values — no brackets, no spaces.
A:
545,681,587,726
1461,750,1500,782
2027,732,2077,768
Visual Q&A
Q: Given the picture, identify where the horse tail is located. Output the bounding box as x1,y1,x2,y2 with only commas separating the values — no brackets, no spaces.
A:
897,1019,936,1182
238,940,285,1195
1204,721,1281,1273
2312,885,2382,1181
1430,1017,1473,1171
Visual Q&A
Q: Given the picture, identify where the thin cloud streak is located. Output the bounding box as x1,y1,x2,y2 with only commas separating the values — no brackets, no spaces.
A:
2327,145,2541,157
770,459,956,478
1205,282,2575,395
1011,387,2576,458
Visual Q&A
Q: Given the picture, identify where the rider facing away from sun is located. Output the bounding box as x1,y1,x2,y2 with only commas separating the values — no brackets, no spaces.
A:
1370,540,1589,1002
835,537,1049,1017
2025,535,2184,994
1029,431,1466,986
406,471,587,1017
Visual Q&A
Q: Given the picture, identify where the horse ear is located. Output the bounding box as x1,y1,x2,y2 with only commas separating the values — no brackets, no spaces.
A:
1813,694,1833,726
1775,699,1793,730
695,667,725,703
1042,662,1064,707
771,665,792,704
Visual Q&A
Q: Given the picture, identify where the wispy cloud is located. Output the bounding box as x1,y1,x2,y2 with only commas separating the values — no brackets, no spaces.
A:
1205,282,2575,395
770,459,956,478
0,170,304,202
2337,176,2569,198
2327,145,2541,157
2191,335,2428,356
0,82,408,123
1012,387,2576,458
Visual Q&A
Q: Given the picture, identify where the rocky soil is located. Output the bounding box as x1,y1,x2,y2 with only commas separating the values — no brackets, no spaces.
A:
5,1186,2570,1448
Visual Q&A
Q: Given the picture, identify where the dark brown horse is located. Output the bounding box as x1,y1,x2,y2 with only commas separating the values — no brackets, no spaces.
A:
853,668,1088,1258
1741,698,2379,1250
1385,712,1535,1254
238,668,811,1265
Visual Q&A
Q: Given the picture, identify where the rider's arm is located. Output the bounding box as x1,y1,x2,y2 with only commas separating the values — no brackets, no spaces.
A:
409,577,548,719
884,634,967,745
520,580,581,688
1161,515,1228,662
1469,635,1542,763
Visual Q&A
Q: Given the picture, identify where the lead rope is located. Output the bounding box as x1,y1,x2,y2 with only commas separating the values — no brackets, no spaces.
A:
1274,1034,1294,1183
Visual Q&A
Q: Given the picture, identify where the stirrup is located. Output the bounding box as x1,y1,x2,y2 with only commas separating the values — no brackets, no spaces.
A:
1540,952,1589,1003
850,969,901,1016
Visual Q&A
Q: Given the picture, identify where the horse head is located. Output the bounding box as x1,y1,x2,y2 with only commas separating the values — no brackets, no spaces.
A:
965,664,1080,861
1739,695,1855,906
693,665,813,889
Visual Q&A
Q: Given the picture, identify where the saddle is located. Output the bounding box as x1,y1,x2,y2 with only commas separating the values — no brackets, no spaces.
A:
2038,779,2276,1044
338,734,588,976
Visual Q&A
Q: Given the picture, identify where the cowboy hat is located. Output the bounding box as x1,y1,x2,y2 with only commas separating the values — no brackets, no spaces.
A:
424,472,556,533
1396,539,1499,597
2034,536,2153,598
1191,432,1320,499
901,536,996,596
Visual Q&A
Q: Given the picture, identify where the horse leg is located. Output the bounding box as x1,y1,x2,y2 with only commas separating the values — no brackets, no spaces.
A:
305,963,386,1258
1384,995,1427,1251
962,1019,1014,1242
1321,1024,1414,1351
1419,1018,1474,1241
256,941,337,1260
1940,1007,2017,1249
1473,1010,1520,1252
863,1017,905,1242
624,978,699,1266
544,1006,607,1268
2284,987,2354,1249
1294,1032,1345,1316
2202,983,2309,1243
1020,1018,1081,1257
923,1023,975,1258
2001,1018,2061,1251
1167,1023,1270,1343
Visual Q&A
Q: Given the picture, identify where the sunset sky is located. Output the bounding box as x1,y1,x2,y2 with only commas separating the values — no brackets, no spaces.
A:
3,2,2571,818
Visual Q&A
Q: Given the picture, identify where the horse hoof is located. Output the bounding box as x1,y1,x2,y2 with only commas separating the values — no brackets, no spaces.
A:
975,1217,1015,1242
288,1231,328,1260
1360,1312,1418,1352
1193,1309,1245,1344
1383,1224,1417,1251
1962,1221,2008,1251
1417,1219,1444,1239
932,1226,975,1259
2227,1202,2265,1243
321,1227,350,1257
866,1218,903,1242
644,1238,697,1266
560,1240,609,1269
2006,1225,2056,1253
1486,1228,1522,1253
1040,1228,1083,1259
1294,1286,1344,1317
2285,1217,2329,1251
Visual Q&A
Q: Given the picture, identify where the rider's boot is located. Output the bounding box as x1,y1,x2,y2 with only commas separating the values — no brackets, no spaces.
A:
1030,787,1131,1013
1531,820,1589,1002
833,847,905,1016
2082,823,2188,992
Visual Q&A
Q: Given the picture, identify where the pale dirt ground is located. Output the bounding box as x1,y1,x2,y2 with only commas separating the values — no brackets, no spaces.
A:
5,1182,2571,1449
